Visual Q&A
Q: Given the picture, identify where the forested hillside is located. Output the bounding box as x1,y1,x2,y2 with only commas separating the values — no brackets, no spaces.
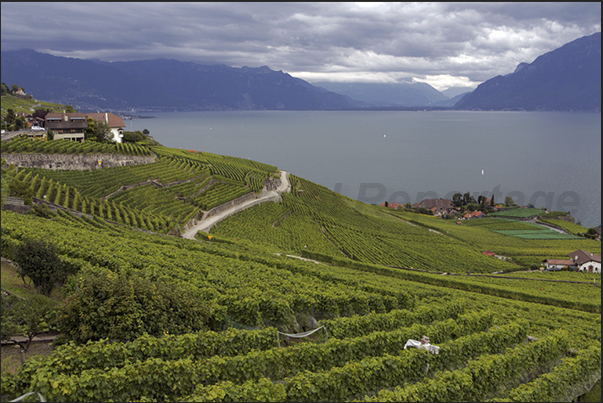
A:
1,138,600,402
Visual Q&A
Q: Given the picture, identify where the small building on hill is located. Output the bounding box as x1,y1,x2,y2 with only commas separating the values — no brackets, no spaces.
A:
45,112,87,142
542,259,575,271
415,198,452,210
568,250,601,273
463,210,485,220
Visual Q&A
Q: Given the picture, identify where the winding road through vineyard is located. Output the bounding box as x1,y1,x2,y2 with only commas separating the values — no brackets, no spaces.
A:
182,170,291,239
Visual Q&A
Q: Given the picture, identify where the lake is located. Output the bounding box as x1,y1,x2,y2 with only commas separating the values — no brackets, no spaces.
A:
128,110,601,228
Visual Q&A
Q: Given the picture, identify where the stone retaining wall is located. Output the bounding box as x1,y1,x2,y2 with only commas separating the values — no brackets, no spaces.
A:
2,153,156,170
264,176,282,191
3,197,32,214
202,191,259,220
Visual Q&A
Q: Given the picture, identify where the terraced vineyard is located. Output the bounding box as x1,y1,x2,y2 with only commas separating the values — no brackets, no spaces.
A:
1,136,153,156
4,143,280,232
1,209,600,402
212,178,600,273
1,145,600,402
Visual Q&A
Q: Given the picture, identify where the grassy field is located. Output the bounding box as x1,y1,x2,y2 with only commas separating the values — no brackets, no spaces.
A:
489,207,547,218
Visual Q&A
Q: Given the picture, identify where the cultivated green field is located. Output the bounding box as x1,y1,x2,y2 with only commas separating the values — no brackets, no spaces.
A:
1,142,600,402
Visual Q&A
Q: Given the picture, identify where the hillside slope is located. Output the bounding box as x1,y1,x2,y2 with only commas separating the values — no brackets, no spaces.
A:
1,139,600,402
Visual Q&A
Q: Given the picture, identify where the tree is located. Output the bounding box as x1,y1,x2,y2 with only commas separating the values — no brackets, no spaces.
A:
384,201,389,208
463,191,476,206
452,193,463,207
504,196,515,206
13,238,63,295
94,120,112,142
1,293,58,354
15,115,26,130
85,119,111,142
1,82,10,96
4,108,16,130
11,84,19,93
46,128,54,141
84,118,98,141
64,105,76,113
122,130,146,143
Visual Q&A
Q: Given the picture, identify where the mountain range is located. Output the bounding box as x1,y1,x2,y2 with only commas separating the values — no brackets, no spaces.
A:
1,32,600,112
455,32,601,111
0,50,362,112
312,81,451,107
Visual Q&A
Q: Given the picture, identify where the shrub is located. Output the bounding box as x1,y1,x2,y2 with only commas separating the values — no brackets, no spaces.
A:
58,270,214,343
13,238,63,295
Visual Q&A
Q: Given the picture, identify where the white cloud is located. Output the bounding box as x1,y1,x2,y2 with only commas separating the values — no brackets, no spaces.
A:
412,75,480,92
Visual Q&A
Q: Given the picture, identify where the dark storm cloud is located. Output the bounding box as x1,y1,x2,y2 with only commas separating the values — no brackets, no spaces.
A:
1,2,600,89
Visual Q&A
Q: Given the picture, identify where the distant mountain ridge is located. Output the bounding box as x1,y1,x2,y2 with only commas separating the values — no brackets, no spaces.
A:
455,32,601,111
3,32,600,112
312,81,449,107
0,49,361,112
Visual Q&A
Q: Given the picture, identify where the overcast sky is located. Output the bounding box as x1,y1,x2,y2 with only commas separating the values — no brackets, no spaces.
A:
1,2,600,90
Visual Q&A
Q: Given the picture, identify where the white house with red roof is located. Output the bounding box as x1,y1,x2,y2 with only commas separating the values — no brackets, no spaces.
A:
86,113,125,143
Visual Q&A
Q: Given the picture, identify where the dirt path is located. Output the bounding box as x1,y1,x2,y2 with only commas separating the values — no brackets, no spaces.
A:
182,170,290,239
274,253,324,265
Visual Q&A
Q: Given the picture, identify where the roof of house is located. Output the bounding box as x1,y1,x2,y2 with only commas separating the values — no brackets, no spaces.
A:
419,198,453,210
568,250,602,265
45,113,88,130
543,259,575,266
482,250,496,255
86,112,125,129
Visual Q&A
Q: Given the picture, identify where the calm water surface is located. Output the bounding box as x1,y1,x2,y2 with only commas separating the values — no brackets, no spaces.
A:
129,110,601,227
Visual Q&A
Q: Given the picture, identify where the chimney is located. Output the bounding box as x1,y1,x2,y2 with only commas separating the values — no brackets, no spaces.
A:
105,113,108,124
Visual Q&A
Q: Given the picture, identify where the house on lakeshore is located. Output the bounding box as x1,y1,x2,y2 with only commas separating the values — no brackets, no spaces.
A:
568,250,601,273
86,112,125,143
44,112,87,142
542,259,575,271
412,198,458,217
463,210,485,220
541,250,602,273
414,198,452,210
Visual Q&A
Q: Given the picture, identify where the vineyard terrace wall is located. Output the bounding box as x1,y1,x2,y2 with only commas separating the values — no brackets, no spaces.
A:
2,153,156,171
190,175,283,232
